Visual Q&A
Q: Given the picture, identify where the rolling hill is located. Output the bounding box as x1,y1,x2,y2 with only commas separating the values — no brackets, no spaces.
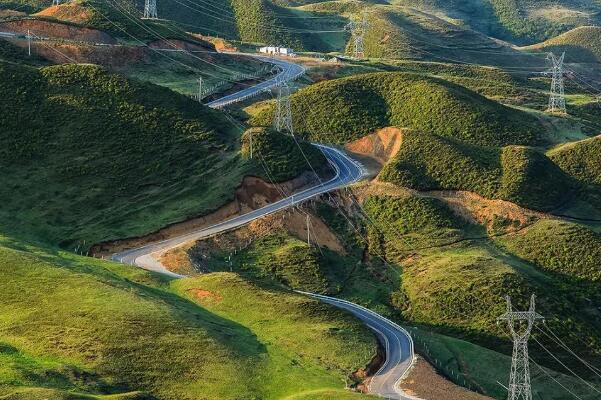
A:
0,61,326,250
0,0,348,51
379,131,577,212
0,235,376,400
392,0,601,45
525,26,601,63
251,72,545,147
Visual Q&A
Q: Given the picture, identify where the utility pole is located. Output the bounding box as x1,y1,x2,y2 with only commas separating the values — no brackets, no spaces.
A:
546,52,567,115
249,130,253,159
197,77,203,103
345,12,369,59
274,77,294,136
27,29,31,56
143,0,157,19
53,0,60,5
306,214,310,245
498,295,544,400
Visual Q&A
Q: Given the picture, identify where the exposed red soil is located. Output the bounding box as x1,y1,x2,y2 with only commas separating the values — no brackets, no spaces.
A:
91,172,318,257
400,356,493,400
0,19,116,44
34,3,92,24
186,288,223,303
346,127,404,165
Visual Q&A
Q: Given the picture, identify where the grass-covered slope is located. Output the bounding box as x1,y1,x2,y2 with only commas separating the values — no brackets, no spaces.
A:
0,62,319,249
360,5,544,67
497,219,601,282
548,135,601,185
526,26,601,63
251,72,544,147
242,127,329,181
0,61,241,248
1,0,346,50
394,0,601,45
378,131,576,211
0,236,376,400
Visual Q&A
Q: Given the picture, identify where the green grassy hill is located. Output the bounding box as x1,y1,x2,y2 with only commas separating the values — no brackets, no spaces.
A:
393,0,601,45
496,219,601,282
525,26,601,63
360,5,546,66
241,127,329,181
548,136,601,185
0,61,323,250
251,72,545,146
0,235,376,400
379,130,576,211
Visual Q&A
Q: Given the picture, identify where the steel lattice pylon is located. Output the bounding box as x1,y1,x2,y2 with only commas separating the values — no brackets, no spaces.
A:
274,76,294,136
498,295,544,400
144,0,158,19
345,13,369,59
546,52,567,115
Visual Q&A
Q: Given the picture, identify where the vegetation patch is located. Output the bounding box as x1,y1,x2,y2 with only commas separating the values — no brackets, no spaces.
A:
0,235,376,400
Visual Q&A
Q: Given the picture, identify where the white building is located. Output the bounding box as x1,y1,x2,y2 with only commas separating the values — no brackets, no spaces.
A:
258,46,295,56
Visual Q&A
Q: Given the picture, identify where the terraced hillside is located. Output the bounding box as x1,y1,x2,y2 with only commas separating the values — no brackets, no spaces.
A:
0,235,376,400
251,72,545,146
0,61,326,249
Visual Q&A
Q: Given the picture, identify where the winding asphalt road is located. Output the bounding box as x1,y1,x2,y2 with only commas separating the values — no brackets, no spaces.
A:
300,292,417,400
110,55,416,398
112,145,366,276
206,55,305,109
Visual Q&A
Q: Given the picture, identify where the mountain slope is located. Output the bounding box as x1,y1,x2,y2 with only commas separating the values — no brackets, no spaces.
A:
0,61,325,249
0,235,375,400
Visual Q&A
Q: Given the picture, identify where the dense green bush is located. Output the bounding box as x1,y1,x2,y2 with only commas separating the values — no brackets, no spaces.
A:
252,72,544,147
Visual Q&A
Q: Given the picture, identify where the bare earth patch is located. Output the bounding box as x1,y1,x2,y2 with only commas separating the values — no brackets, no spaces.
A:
186,288,223,303
400,356,493,400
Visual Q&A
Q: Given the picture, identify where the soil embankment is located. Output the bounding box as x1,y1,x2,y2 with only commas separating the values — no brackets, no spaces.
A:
0,19,116,43
92,172,318,257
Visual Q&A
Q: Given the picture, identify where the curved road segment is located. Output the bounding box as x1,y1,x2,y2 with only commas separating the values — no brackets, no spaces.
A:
207,55,305,109
111,55,417,399
299,292,417,400
112,145,366,276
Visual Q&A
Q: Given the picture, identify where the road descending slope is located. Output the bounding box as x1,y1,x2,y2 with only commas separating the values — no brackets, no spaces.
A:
112,56,417,399
300,292,417,400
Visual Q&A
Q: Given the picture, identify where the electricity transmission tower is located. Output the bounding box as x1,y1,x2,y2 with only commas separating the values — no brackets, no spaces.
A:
546,52,567,115
143,0,157,19
345,13,369,59
498,295,544,400
274,77,294,135
197,77,203,103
